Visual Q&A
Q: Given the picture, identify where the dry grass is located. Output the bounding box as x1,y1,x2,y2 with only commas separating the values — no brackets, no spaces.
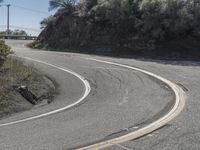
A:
0,58,42,107
0,57,55,119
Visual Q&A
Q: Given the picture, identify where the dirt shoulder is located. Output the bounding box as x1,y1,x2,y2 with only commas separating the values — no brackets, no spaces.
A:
0,57,56,119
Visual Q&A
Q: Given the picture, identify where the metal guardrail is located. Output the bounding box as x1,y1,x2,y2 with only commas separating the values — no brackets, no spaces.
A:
0,35,37,40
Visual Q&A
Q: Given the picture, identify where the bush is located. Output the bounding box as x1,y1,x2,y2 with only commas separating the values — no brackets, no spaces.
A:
27,41,44,49
0,40,11,66
85,0,200,46
39,0,200,54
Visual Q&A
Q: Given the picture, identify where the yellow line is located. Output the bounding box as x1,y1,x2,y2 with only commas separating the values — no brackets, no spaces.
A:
78,58,186,150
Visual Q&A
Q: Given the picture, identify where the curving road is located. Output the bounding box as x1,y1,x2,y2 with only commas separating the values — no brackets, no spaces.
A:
0,40,199,150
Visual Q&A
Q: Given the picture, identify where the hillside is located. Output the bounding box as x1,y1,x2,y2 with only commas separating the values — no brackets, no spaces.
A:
37,0,200,60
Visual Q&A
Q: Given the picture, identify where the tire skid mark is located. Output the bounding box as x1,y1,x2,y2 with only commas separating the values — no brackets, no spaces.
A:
77,57,186,150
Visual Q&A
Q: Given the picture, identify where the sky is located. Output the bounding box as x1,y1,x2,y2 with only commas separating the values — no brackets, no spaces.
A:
0,0,55,36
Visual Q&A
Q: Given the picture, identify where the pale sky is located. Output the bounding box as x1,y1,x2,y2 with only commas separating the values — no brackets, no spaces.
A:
0,0,56,36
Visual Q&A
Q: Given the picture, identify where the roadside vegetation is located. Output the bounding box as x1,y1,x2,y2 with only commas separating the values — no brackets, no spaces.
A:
40,15,56,29
33,0,200,60
0,58,39,116
0,40,11,66
0,40,55,119
0,29,28,36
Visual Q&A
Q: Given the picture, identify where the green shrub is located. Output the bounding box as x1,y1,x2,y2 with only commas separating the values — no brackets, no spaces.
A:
41,0,200,52
27,41,44,49
0,40,11,66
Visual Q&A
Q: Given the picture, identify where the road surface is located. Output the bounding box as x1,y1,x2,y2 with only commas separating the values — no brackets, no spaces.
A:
0,40,199,150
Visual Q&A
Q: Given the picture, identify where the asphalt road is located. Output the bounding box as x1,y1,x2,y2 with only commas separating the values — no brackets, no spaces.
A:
0,40,199,150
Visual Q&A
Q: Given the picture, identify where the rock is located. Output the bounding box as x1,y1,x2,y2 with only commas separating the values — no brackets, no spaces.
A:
17,86,38,105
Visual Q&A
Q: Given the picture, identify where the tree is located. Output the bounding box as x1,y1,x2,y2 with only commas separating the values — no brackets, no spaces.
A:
0,29,28,36
12,29,27,35
41,0,200,52
49,0,78,12
40,16,56,29
80,0,97,13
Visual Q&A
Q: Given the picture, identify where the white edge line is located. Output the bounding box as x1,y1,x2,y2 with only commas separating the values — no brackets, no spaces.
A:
0,56,185,149
78,58,186,150
0,57,91,127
